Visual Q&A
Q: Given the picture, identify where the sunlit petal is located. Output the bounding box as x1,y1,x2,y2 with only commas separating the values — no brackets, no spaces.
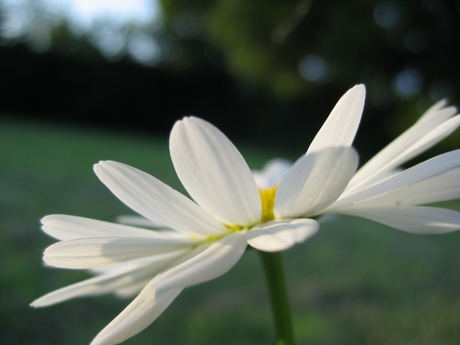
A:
94,161,226,236
246,219,318,252
90,286,183,345
41,215,180,241
170,117,261,225
346,108,459,194
329,150,460,210
336,206,460,234
418,99,455,122
275,147,358,218
307,84,365,153
350,167,460,208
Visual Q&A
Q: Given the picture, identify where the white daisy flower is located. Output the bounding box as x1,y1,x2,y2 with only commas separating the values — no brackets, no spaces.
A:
32,85,368,345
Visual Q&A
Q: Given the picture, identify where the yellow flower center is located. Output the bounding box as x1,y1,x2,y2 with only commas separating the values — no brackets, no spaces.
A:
219,185,278,236
259,186,278,223
198,185,278,245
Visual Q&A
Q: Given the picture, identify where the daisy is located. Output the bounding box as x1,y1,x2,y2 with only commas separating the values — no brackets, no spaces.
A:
34,85,460,345
32,85,366,345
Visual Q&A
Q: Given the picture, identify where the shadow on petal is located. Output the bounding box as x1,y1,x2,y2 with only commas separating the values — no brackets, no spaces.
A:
246,219,319,252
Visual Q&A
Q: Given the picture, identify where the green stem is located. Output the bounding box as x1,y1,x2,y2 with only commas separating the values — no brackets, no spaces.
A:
259,251,295,345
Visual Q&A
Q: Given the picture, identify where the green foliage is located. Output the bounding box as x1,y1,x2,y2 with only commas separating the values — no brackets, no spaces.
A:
160,0,309,97
159,0,460,110
205,0,308,98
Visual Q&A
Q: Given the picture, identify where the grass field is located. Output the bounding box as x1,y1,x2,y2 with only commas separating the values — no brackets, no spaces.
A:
1,117,459,345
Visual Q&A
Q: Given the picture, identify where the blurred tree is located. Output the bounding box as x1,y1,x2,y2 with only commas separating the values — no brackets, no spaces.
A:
159,0,460,100
1,0,459,154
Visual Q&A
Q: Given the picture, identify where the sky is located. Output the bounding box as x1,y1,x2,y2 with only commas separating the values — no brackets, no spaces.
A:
0,0,161,64
49,0,158,32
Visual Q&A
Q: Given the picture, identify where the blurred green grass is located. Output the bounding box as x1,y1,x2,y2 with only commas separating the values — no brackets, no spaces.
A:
1,118,459,345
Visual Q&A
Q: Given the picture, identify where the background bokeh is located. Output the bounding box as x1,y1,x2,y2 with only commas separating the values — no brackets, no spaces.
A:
1,0,460,344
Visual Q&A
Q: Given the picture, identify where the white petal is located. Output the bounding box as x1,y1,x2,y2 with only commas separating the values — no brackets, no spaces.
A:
41,215,181,241
90,286,183,345
32,275,123,308
351,166,460,208
31,275,115,307
87,252,176,275
153,231,247,291
387,115,460,167
346,108,459,194
31,256,175,307
335,206,460,234
94,161,226,236
275,147,358,218
307,84,365,153
43,237,194,269
252,159,292,188
418,99,455,123
329,150,460,210
246,219,318,252
114,279,151,298
116,215,163,228
170,117,261,226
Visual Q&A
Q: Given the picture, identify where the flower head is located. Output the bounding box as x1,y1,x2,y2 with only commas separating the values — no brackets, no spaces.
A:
35,84,458,345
